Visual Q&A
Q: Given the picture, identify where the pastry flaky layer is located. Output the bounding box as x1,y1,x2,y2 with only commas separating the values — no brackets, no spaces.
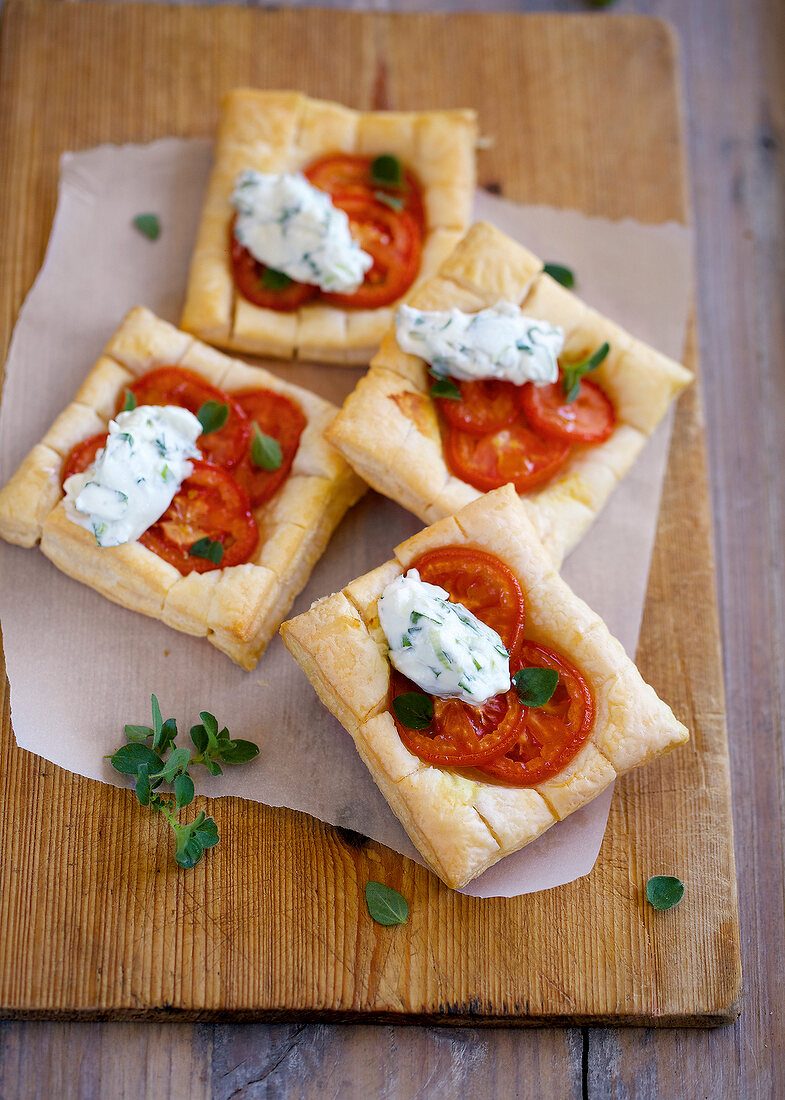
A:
280,484,689,890
326,220,694,566
180,89,478,364
0,306,366,669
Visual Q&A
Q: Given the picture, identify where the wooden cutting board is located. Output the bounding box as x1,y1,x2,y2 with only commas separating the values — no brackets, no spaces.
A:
0,2,741,1024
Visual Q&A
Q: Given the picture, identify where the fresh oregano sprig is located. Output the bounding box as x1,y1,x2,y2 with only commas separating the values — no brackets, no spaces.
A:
562,342,610,404
107,694,259,868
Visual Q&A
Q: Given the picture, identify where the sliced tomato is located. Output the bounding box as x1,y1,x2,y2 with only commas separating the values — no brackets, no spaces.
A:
478,641,594,786
128,366,251,471
61,432,108,486
321,198,421,310
444,419,570,493
437,378,520,436
389,670,523,767
139,459,257,575
304,152,426,231
410,546,525,659
231,388,307,508
520,374,615,445
229,220,319,312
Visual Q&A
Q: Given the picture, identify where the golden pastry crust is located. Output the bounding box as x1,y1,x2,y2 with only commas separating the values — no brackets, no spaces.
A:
280,484,688,889
0,306,366,669
180,89,477,364
326,221,694,565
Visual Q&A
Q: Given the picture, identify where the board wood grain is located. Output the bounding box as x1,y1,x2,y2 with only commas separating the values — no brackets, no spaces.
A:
0,1,741,1024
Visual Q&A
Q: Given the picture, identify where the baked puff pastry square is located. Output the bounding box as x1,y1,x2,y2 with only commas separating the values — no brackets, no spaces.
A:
326,221,694,565
280,485,688,890
0,306,366,669
180,89,477,365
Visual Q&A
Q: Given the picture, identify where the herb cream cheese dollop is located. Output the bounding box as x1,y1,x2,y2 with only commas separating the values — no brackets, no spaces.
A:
231,170,373,294
395,301,565,386
378,569,511,706
64,405,202,548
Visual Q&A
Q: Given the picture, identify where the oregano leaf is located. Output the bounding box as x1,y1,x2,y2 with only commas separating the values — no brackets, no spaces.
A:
251,424,283,470
197,401,229,436
646,875,684,911
132,213,160,241
392,692,434,730
174,772,195,809
124,723,153,744
512,667,559,708
365,881,409,926
561,342,610,404
218,739,260,764
261,267,293,291
430,377,462,401
543,262,575,288
370,154,403,188
135,764,152,806
189,537,224,565
109,743,165,777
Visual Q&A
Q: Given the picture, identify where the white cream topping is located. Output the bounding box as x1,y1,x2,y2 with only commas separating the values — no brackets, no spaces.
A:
64,405,202,548
395,300,565,385
231,170,373,293
378,569,511,706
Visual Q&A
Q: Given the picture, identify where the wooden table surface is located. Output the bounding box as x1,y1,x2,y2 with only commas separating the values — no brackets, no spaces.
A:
0,0,781,1098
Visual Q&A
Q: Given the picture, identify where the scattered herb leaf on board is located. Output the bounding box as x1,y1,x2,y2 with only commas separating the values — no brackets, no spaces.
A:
365,881,409,926
107,694,259,868
646,875,685,911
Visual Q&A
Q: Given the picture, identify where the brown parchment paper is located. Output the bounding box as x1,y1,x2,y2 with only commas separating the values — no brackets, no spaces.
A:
0,140,692,895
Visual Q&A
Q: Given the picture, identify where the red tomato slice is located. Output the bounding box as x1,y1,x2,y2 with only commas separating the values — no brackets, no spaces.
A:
304,153,426,231
410,546,526,660
229,220,319,312
444,419,570,493
389,670,523,767
477,641,594,786
520,374,615,445
321,198,422,310
139,459,258,575
61,432,108,486
128,367,251,471
437,378,520,436
231,388,307,508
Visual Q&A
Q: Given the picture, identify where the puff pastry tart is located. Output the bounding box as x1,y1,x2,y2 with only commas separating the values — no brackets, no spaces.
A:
326,221,694,565
280,485,688,890
0,307,366,669
180,89,477,364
